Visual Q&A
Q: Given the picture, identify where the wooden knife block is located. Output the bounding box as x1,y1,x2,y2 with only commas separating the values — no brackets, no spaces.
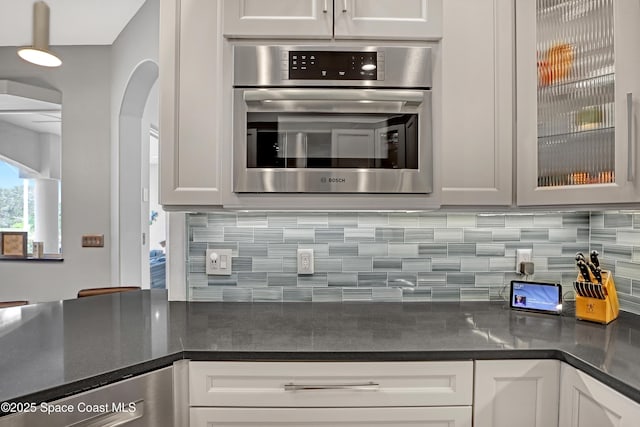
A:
575,270,620,324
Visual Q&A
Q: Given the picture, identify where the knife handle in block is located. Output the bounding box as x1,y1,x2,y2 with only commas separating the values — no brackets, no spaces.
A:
577,260,594,283
588,261,603,284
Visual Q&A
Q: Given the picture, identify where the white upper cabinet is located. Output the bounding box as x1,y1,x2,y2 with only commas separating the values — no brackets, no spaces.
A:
159,0,223,206
222,0,333,39
222,0,442,40
333,0,442,40
441,0,513,206
516,0,640,206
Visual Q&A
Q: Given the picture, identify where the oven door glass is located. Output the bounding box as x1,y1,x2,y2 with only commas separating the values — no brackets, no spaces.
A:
247,113,418,170
234,88,432,193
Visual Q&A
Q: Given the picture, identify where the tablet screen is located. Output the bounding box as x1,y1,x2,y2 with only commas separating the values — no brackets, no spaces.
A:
510,280,562,314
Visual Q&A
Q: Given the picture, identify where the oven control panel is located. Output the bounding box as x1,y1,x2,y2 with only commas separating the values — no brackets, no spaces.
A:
287,51,382,81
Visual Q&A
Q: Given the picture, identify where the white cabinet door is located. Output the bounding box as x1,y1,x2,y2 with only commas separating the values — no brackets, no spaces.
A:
516,0,640,206
159,0,223,206
474,360,560,427
612,0,640,201
441,0,513,205
222,0,441,40
559,364,640,427
334,0,442,40
222,0,333,38
190,407,472,427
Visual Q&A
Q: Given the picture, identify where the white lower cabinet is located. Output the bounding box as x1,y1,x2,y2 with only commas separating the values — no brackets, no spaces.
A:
189,407,471,426
184,360,640,427
189,361,472,407
559,363,640,427
474,359,560,427
187,361,473,427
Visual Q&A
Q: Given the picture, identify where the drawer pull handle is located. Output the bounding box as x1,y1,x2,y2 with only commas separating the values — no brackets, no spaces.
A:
284,382,379,391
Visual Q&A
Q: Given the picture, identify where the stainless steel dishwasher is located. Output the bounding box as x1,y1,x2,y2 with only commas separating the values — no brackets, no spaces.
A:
0,367,173,427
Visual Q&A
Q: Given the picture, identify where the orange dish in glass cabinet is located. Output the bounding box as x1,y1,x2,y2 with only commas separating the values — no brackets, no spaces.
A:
538,42,574,86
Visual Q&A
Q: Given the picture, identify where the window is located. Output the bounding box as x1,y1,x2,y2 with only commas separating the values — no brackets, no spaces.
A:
0,81,62,257
0,159,61,254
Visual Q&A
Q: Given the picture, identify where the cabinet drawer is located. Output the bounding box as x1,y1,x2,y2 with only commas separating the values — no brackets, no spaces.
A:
190,406,472,427
189,361,473,407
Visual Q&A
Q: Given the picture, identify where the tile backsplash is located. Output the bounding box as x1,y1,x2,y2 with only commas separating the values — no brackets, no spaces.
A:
187,211,604,304
590,212,640,314
186,210,640,315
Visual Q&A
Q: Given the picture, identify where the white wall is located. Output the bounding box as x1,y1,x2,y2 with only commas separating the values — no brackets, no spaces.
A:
110,0,159,287
0,121,43,174
0,125,60,180
0,0,159,303
0,46,112,303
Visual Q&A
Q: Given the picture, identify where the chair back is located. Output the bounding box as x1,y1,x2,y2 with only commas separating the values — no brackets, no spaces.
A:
77,286,141,298
0,301,28,308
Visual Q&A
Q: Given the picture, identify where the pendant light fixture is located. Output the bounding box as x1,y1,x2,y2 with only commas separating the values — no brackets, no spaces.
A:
17,1,62,67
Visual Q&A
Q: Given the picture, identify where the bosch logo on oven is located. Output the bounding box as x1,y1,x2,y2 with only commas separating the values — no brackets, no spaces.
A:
321,177,346,184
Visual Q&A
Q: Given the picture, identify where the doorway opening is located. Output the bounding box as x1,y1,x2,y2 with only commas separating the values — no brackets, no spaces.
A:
118,60,159,288
148,125,165,288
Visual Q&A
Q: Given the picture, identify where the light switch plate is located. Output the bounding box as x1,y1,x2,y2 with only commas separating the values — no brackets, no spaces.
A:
206,249,233,275
82,234,104,248
297,248,314,275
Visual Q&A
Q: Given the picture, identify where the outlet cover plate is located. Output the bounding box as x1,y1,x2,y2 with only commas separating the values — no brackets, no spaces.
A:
516,249,533,273
297,248,314,275
206,249,232,275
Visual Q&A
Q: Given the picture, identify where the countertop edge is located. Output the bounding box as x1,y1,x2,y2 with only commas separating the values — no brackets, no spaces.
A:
182,348,562,362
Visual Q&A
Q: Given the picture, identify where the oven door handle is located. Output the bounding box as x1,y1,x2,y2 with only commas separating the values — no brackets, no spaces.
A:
243,89,425,107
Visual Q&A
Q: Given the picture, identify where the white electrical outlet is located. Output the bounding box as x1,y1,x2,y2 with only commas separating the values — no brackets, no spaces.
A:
297,248,314,275
206,249,233,275
516,249,533,273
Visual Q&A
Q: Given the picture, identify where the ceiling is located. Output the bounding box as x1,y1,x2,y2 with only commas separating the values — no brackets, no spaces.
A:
0,0,146,46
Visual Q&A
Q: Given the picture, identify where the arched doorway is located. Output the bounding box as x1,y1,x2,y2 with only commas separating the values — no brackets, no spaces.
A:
118,60,159,288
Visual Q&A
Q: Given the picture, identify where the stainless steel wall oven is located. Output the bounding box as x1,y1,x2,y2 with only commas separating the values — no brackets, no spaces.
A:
233,45,433,193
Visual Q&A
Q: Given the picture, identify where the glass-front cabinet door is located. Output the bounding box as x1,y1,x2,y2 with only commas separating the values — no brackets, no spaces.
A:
516,0,640,205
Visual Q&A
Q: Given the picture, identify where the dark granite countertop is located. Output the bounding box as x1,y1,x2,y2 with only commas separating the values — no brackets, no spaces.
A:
2,289,640,414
